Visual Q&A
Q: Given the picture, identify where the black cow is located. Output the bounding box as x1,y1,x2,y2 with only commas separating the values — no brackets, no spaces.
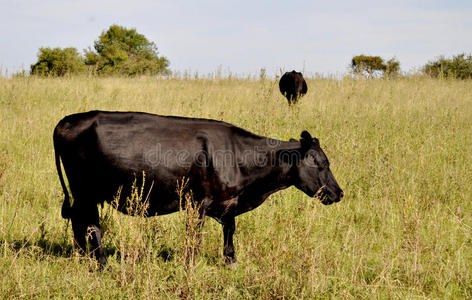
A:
54,110,343,266
279,70,308,105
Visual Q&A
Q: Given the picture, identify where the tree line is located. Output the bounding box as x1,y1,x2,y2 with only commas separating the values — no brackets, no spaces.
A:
28,24,471,79
351,53,472,79
30,25,170,77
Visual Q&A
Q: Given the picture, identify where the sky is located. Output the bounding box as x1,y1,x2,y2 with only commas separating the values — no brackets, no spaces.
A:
1,0,472,77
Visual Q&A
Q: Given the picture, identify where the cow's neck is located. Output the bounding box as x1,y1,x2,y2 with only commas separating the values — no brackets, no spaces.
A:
243,139,299,196
233,139,300,215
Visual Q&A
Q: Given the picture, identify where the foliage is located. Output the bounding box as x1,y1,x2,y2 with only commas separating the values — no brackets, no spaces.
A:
84,25,170,76
0,77,471,298
384,58,400,78
423,53,472,79
351,55,401,78
351,55,385,77
30,47,86,76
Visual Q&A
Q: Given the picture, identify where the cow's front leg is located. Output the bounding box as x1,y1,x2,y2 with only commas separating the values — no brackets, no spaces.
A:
222,216,236,265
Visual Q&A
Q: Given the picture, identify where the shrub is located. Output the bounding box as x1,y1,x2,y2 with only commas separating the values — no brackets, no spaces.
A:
423,53,472,79
30,47,86,76
384,58,400,78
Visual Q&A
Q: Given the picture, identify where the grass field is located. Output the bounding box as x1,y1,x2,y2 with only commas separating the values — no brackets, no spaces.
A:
0,75,471,298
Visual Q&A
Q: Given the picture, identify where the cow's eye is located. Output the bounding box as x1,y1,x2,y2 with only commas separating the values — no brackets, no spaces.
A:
305,154,317,166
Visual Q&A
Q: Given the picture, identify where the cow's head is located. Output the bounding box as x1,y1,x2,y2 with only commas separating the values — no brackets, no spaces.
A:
293,131,343,205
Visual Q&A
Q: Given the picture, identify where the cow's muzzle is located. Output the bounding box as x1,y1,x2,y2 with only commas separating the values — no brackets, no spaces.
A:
314,185,330,204
314,186,343,205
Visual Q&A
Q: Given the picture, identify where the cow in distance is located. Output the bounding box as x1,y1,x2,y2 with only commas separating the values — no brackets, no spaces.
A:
279,70,308,105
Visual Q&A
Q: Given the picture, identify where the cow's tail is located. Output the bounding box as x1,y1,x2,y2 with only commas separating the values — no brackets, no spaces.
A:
54,126,73,219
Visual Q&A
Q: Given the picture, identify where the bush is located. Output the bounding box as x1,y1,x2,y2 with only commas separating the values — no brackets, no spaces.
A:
423,53,472,79
30,47,86,76
384,58,400,78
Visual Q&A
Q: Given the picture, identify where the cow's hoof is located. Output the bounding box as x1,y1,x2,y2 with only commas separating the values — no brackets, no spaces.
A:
224,256,237,269
226,262,238,269
98,256,108,268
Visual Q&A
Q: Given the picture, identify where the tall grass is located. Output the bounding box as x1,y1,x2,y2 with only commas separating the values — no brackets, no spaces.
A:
0,75,471,298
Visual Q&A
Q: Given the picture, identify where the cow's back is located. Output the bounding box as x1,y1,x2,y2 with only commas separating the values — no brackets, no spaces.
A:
53,111,257,215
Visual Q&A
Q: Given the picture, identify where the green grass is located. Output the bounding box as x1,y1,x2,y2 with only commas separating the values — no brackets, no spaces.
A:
0,75,471,298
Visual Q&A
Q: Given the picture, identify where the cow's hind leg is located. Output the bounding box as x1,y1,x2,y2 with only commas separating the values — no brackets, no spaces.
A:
71,203,107,266
222,216,236,266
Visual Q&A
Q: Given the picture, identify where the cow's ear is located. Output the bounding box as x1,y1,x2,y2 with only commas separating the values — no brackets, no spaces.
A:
300,131,312,149
312,137,320,148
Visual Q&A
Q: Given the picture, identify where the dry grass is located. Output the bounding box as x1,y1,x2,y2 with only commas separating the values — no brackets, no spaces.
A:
0,75,471,298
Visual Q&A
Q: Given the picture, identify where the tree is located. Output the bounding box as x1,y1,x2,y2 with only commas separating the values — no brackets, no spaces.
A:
84,25,170,76
351,55,401,78
423,53,472,79
30,47,86,76
351,55,385,78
